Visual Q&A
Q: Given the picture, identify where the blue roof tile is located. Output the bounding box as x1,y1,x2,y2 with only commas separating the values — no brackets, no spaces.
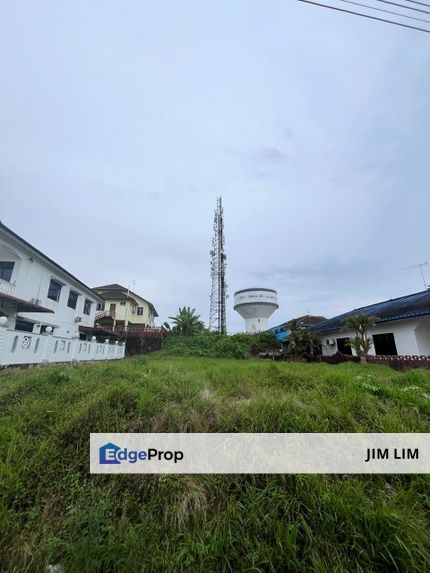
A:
310,289,430,333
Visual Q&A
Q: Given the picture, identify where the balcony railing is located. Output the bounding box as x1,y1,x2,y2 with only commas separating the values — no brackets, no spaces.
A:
0,279,16,296
95,309,115,320
101,324,166,337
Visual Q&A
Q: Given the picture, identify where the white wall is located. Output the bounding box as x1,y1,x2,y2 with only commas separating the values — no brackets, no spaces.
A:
245,316,269,333
234,289,278,333
415,317,430,355
320,317,430,357
0,325,125,366
0,228,100,338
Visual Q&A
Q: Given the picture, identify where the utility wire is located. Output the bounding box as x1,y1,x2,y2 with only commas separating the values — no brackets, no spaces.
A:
375,0,430,16
402,0,430,8
298,0,430,31
340,0,430,23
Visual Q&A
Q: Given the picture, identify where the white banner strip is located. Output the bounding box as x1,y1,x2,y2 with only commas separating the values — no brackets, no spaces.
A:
90,433,430,474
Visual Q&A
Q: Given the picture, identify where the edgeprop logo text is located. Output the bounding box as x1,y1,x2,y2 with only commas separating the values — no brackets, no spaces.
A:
99,442,184,465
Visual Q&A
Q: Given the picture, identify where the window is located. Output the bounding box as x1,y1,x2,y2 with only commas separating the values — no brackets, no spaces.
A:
68,290,79,309
47,279,62,301
137,307,144,316
83,299,92,315
96,302,105,311
373,333,398,356
336,337,352,355
120,301,126,306
15,318,33,332
0,261,14,282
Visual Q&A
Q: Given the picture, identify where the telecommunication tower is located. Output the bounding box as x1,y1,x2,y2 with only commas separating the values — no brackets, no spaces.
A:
209,197,227,333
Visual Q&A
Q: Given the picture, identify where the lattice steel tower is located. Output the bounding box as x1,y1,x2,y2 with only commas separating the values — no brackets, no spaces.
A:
209,197,227,333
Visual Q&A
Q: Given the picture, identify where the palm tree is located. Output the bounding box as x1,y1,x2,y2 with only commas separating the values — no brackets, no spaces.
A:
344,313,378,363
167,307,205,337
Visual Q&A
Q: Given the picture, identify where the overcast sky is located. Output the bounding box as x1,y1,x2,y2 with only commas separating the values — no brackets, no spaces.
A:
1,1,429,332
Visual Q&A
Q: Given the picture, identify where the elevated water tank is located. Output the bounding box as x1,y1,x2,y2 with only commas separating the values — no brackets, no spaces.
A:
234,288,279,333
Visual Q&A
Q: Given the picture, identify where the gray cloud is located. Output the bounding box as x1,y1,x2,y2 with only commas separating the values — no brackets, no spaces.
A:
249,260,374,281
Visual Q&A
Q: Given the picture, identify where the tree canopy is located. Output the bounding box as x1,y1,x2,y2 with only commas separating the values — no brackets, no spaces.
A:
344,313,378,363
167,306,205,336
287,319,322,356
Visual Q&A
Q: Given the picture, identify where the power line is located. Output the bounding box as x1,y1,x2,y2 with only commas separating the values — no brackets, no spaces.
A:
402,0,430,8
340,0,430,22
298,0,430,32
375,0,430,16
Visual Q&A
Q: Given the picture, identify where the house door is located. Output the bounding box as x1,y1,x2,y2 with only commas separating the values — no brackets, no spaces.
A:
109,303,116,317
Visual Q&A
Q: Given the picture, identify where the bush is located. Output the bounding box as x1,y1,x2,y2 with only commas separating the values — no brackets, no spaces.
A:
230,332,279,355
212,337,248,359
162,332,279,359
50,365,78,384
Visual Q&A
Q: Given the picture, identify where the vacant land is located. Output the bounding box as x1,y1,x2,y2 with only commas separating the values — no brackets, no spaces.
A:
1,355,430,572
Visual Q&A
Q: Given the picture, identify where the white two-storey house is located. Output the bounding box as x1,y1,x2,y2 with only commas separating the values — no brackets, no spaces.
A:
0,222,125,366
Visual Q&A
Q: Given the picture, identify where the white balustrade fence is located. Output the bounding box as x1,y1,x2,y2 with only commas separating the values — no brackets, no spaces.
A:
0,279,16,296
0,326,125,367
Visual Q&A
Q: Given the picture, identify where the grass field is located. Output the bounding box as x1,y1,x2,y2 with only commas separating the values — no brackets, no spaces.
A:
1,354,430,572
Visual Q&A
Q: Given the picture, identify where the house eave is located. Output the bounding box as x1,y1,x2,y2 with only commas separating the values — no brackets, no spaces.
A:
0,222,104,303
0,292,55,313
314,312,430,334
17,312,60,326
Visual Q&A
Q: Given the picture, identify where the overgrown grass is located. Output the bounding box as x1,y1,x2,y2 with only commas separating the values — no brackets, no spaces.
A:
162,332,279,359
1,355,430,572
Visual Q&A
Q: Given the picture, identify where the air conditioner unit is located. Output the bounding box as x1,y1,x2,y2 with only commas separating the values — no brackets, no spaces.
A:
74,316,82,323
326,338,335,346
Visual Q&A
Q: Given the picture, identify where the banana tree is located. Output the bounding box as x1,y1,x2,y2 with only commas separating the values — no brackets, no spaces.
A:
167,307,205,337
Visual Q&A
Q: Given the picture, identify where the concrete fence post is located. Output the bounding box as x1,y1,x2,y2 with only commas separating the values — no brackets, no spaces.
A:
90,336,97,361
41,328,54,364
0,318,8,366
70,336,78,362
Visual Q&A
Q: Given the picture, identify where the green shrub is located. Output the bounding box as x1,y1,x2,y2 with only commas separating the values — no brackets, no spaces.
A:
49,365,78,384
163,332,278,359
231,332,279,354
